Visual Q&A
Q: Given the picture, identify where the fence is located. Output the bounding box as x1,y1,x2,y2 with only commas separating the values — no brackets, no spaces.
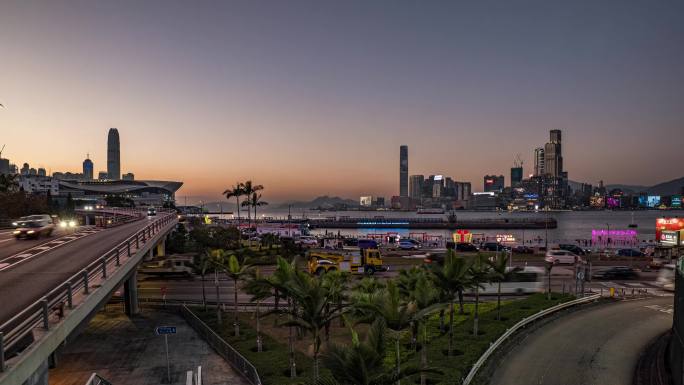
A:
671,257,684,385
180,305,261,385
0,211,177,373
462,293,601,385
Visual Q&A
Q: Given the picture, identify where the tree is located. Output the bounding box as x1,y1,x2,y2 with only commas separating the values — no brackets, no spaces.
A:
241,181,263,229
319,319,433,385
216,253,252,337
208,249,226,324
223,182,245,227
266,257,300,377
244,267,271,352
193,251,213,311
429,251,472,356
0,173,19,193
276,270,345,383
322,270,350,331
487,254,521,321
469,254,492,337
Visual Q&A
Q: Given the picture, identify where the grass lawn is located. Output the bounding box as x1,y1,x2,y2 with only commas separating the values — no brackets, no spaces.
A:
192,293,573,385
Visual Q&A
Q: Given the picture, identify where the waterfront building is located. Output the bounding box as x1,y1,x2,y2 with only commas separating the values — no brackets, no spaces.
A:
58,179,182,207
399,145,408,197
107,128,121,180
20,163,29,175
511,166,523,187
484,175,505,192
534,147,545,176
360,196,374,207
122,172,135,181
409,175,424,199
98,171,108,180
83,155,94,180
18,175,59,195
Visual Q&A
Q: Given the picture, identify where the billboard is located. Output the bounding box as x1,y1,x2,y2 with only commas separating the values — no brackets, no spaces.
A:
656,217,684,242
659,231,680,246
647,195,661,208
591,229,638,246
590,196,605,208
606,197,620,208
671,195,682,208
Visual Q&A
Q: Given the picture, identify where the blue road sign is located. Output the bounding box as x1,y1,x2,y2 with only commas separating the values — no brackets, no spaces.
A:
155,326,177,335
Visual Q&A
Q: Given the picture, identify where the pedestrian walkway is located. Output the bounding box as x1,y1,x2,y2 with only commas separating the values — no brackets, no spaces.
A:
50,306,248,385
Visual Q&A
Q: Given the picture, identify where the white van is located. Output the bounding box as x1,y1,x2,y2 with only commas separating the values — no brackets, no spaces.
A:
544,250,582,265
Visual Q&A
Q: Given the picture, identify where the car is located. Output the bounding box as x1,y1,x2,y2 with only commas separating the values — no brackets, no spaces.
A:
592,266,639,280
481,242,510,252
13,219,55,239
423,252,445,265
512,245,534,254
455,242,479,252
398,240,418,250
147,208,157,216
297,236,319,247
544,250,582,265
615,248,645,257
558,244,587,256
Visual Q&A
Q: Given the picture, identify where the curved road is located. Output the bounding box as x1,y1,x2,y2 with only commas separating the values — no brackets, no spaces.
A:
0,217,156,326
490,296,673,385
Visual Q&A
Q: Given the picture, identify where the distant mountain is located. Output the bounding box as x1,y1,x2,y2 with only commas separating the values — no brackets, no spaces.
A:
606,177,684,195
274,196,359,210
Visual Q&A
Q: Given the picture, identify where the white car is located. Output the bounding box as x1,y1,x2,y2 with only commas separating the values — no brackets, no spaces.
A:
297,236,319,247
544,250,582,265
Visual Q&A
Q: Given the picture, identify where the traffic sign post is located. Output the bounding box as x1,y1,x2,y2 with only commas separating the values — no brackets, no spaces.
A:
155,326,176,383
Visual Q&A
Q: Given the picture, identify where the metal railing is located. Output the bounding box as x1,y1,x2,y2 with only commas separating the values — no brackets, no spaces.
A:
462,293,601,385
180,305,261,385
0,212,177,372
85,373,113,385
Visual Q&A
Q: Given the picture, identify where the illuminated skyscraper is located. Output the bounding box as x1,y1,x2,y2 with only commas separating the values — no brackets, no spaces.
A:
534,147,545,176
399,145,408,197
107,128,120,180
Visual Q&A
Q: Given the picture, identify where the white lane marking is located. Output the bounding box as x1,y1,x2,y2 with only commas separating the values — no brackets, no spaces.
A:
644,304,673,314
13,254,33,259
0,238,13,244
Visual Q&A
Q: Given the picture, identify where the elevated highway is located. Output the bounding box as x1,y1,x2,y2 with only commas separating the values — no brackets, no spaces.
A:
0,209,178,385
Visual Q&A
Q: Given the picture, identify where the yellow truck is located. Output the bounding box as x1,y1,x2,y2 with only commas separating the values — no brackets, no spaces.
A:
308,248,386,275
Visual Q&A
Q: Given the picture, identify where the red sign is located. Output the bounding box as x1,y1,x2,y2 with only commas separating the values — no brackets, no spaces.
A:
656,218,684,242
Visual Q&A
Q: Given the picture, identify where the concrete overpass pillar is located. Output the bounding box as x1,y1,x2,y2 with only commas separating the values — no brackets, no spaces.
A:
156,237,166,257
124,272,139,316
22,359,48,385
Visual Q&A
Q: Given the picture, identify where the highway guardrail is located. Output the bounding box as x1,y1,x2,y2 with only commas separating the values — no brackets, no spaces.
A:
0,210,177,373
462,293,601,385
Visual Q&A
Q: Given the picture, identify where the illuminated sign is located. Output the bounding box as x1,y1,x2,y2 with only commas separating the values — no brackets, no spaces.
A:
659,231,679,246
590,196,605,208
485,179,494,184
591,229,637,244
453,229,472,243
606,197,620,208
641,195,661,208
671,196,682,208
496,234,516,243
656,217,684,241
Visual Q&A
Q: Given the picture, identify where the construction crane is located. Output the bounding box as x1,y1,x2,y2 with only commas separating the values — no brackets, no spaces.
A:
0,144,5,159
514,153,523,168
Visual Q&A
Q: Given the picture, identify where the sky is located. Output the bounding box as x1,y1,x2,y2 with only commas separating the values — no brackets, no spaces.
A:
1,1,683,204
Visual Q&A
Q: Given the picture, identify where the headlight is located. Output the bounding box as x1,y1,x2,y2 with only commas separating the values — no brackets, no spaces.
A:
68,220,76,227
12,222,17,226
27,230,35,234
60,221,68,228
13,230,20,235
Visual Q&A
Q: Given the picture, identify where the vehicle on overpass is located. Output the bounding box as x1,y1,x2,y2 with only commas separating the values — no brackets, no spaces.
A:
591,266,639,280
308,248,386,275
13,218,55,239
656,264,676,291
147,207,157,216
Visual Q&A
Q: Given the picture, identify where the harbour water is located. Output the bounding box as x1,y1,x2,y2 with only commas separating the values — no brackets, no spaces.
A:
221,209,683,245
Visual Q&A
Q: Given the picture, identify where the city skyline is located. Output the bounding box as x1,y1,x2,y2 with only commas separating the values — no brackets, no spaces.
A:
1,1,683,202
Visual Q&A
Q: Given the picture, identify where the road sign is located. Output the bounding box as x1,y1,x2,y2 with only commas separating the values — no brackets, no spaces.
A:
576,271,585,280
155,326,177,335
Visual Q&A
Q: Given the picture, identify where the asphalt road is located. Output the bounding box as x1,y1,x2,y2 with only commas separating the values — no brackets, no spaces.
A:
0,227,84,260
0,218,155,326
489,296,674,385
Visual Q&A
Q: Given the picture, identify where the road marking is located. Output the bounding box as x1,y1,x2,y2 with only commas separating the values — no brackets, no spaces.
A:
0,263,8,269
644,304,673,314
0,238,13,244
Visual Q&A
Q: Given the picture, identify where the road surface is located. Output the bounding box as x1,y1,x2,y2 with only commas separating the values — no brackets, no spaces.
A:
0,218,155,326
490,296,673,385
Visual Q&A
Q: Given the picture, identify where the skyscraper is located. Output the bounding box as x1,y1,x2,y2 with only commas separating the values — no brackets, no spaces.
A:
534,147,545,176
510,167,523,187
409,175,424,199
83,154,94,180
107,128,120,180
399,145,408,197
544,130,563,177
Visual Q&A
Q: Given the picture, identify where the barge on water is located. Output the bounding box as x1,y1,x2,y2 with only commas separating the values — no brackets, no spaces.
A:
308,217,557,230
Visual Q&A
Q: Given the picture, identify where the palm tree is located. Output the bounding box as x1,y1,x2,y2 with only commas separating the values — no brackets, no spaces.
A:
409,274,441,385
429,251,472,356
319,319,433,385
276,270,345,383
469,254,492,337
241,181,263,229
487,254,521,321
354,280,416,385
244,267,271,352
223,182,245,226
217,254,252,337
250,192,268,224
194,251,213,311
208,249,227,324
322,270,350,332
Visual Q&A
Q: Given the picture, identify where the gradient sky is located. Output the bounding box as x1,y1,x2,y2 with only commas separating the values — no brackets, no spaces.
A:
1,1,683,203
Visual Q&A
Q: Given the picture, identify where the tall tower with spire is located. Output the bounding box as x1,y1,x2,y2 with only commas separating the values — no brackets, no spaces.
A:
82,153,94,180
